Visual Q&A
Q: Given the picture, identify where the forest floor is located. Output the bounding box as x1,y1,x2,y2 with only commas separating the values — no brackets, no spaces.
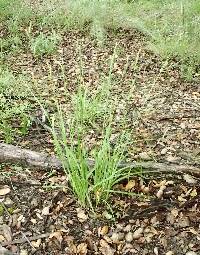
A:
0,28,200,255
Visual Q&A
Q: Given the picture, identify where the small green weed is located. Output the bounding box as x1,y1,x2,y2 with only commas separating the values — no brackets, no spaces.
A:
0,67,32,142
30,31,60,57
0,120,13,143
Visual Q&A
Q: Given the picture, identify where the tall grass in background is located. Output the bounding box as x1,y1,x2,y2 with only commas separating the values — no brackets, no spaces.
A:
1,0,200,76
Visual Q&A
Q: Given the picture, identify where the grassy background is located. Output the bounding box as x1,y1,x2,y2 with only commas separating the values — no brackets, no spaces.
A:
1,0,200,68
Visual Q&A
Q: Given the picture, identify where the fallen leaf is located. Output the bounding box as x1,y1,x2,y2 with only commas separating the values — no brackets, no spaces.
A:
2,224,12,242
31,239,41,248
178,195,187,202
190,189,197,197
160,148,168,155
125,232,133,242
36,212,43,220
42,206,50,215
76,243,87,255
0,186,11,196
189,228,199,235
156,185,166,198
125,180,136,191
49,231,63,243
111,232,124,243
20,249,28,255
0,234,5,242
154,247,159,255
99,226,109,236
176,216,190,228
183,174,197,184
171,208,179,217
185,251,197,255
166,155,180,163
132,227,143,239
99,239,115,255
30,218,37,224
102,211,113,220
0,246,13,255
77,208,88,222
166,251,174,255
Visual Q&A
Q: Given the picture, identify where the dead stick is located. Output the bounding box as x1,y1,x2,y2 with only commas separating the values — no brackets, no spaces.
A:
2,233,51,246
0,142,200,175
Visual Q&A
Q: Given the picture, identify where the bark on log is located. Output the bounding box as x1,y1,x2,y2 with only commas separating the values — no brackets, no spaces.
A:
0,142,200,175
0,143,62,170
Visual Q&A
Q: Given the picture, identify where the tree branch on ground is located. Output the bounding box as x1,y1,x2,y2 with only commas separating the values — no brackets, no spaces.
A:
0,143,200,175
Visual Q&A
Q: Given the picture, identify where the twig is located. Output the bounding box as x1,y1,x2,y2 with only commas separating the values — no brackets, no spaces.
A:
20,231,36,250
2,233,51,246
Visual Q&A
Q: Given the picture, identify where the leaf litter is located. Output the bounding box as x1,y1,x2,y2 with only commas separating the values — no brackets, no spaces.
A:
0,27,200,254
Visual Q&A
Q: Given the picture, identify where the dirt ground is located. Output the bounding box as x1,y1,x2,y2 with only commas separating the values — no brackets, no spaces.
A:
0,29,200,255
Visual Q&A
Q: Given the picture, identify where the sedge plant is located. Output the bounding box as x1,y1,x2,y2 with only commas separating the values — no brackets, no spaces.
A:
51,107,130,208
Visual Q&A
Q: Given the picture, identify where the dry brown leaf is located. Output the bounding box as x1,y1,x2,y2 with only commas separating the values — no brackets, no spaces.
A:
178,195,187,202
0,234,5,242
165,251,174,255
48,176,60,184
153,180,166,188
42,206,50,216
0,186,11,196
99,226,109,236
0,246,14,255
145,232,155,243
36,212,43,220
189,228,199,236
125,232,133,242
190,189,197,197
103,235,112,244
111,232,124,243
19,249,28,255
31,239,41,248
183,174,197,184
139,152,151,160
156,185,166,198
76,243,88,255
54,202,64,213
77,208,88,222
166,213,175,225
125,180,136,191
2,224,12,242
49,231,63,243
171,208,179,217
99,239,115,255
166,155,180,163
30,218,37,224
132,227,143,239
177,216,190,228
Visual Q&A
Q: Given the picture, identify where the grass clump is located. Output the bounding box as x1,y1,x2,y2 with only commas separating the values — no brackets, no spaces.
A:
51,106,129,207
0,67,32,142
0,67,30,97
30,31,60,57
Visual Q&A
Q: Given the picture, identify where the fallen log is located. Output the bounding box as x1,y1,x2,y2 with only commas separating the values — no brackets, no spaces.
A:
0,143,62,170
0,142,200,175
